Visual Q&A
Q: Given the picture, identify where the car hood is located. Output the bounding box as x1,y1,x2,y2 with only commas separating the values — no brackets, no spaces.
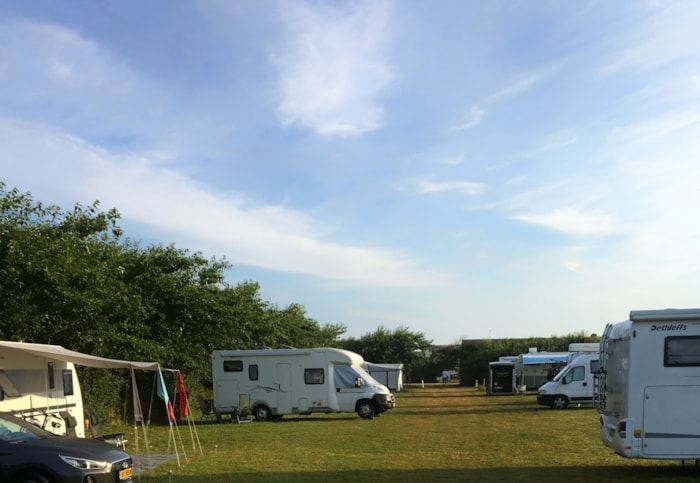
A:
11,436,130,461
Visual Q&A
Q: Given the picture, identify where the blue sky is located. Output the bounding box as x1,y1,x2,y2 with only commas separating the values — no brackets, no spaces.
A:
1,1,700,345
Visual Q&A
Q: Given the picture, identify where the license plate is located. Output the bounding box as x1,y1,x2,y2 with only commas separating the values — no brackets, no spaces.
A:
119,467,133,480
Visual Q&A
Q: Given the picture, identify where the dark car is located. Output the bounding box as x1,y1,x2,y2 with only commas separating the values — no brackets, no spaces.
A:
0,411,133,483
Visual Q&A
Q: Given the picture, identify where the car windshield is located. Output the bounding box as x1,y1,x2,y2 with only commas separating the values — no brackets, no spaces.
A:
0,412,51,442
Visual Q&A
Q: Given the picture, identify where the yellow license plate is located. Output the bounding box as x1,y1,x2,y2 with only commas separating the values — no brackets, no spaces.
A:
119,467,133,480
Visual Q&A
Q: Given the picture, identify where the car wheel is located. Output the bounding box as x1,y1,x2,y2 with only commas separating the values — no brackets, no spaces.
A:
551,396,568,409
12,470,54,483
253,405,272,421
356,400,375,419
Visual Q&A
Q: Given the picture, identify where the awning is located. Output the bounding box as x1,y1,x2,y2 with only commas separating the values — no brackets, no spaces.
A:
0,341,166,370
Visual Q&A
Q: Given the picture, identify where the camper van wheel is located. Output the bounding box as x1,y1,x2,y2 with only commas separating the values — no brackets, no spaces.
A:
356,400,375,419
253,405,272,421
12,469,53,483
551,396,569,409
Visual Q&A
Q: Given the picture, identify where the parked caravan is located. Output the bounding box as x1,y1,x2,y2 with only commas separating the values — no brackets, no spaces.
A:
537,353,599,409
0,343,85,437
515,351,569,390
566,343,599,363
488,361,516,395
0,340,164,440
363,362,403,391
595,308,700,460
211,347,396,420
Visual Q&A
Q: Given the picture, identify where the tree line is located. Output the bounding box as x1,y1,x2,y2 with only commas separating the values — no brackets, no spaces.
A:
0,182,597,419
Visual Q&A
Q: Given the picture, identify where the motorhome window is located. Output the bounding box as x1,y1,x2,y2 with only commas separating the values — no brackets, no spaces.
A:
563,366,585,384
249,364,259,381
62,370,74,396
47,362,55,389
304,368,324,385
665,336,700,366
223,360,243,372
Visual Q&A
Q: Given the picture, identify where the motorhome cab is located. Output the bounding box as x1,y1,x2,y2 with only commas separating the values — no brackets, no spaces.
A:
537,353,599,409
211,347,396,420
595,308,700,460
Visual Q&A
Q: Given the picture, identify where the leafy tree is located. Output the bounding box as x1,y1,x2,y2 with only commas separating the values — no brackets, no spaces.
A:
340,325,432,381
0,182,348,418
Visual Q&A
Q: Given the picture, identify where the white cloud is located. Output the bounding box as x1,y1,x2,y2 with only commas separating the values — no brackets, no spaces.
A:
598,2,700,77
513,206,616,237
272,0,394,136
408,177,487,196
0,117,449,289
450,107,484,131
486,65,559,102
441,154,465,166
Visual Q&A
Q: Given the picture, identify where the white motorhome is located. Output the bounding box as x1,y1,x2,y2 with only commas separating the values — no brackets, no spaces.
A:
594,308,700,460
0,341,85,437
211,347,396,420
537,353,599,409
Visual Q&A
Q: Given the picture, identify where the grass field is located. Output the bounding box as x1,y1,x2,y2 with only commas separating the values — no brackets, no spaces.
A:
130,385,700,482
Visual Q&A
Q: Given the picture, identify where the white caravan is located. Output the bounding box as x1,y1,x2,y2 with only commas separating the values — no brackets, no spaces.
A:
537,353,599,409
594,308,700,460
0,340,162,439
0,342,85,437
211,347,396,420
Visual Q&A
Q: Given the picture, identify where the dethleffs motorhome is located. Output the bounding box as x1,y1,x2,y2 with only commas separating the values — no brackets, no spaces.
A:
594,308,700,460
211,347,396,420
537,352,599,409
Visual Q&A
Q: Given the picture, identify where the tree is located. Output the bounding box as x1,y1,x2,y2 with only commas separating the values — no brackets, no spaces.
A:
0,183,349,417
340,326,432,381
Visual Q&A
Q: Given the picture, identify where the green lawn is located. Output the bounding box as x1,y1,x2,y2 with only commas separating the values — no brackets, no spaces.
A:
130,386,700,482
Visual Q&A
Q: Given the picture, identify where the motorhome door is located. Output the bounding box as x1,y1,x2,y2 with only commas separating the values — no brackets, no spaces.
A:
276,363,292,414
643,385,700,457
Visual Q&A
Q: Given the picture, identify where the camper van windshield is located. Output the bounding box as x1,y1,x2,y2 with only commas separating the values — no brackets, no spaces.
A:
334,365,382,389
552,365,569,382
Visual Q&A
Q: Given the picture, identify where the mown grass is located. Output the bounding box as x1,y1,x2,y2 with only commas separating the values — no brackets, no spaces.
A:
128,385,700,482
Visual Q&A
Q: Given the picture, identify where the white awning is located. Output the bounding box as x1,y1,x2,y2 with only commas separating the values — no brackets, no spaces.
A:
0,341,166,370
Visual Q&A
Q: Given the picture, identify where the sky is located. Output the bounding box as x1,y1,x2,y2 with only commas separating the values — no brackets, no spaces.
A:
1,0,700,345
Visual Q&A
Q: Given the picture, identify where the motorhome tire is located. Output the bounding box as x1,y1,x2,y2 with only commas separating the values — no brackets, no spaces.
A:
356,400,375,419
551,396,568,409
253,405,272,421
12,470,53,483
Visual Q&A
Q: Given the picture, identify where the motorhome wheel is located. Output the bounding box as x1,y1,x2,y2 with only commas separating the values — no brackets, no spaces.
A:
356,400,375,419
551,396,568,409
253,404,272,421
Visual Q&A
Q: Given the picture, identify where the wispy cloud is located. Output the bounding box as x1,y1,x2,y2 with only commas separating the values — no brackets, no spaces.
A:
450,106,484,131
405,176,487,196
273,0,394,136
0,117,449,289
441,154,465,166
486,65,559,102
513,206,616,237
598,2,700,77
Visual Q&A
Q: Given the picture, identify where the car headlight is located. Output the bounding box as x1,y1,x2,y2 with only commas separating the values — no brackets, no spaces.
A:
59,455,108,470
538,389,546,395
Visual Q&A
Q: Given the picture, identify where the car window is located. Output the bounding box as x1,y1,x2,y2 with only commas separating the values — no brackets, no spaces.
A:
0,414,45,441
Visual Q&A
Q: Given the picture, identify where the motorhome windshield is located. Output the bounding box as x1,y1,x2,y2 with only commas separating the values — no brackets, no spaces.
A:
334,365,383,389
552,365,569,382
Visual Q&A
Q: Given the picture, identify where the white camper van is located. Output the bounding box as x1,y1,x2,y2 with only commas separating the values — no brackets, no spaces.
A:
537,353,599,409
594,308,700,460
211,347,396,420
0,342,84,437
